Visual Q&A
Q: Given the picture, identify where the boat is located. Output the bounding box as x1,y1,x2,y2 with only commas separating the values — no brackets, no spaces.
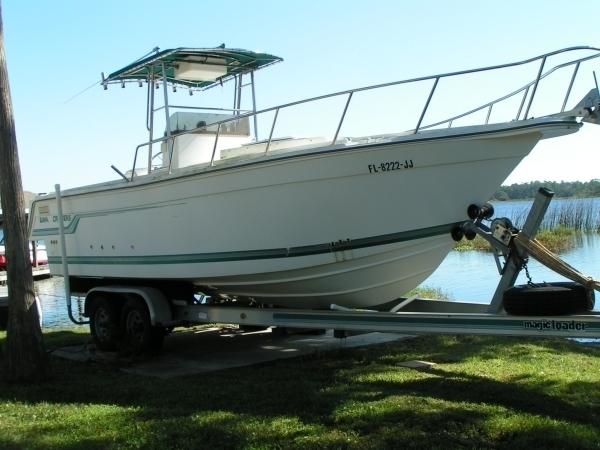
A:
28,46,600,309
0,221,48,272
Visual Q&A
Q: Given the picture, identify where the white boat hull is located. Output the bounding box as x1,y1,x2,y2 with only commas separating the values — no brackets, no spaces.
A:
30,120,580,308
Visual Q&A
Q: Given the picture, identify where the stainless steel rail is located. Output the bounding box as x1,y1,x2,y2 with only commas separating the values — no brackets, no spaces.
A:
153,105,251,113
129,46,600,180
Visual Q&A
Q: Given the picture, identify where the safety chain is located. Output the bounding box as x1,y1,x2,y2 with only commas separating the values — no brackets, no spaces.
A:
522,258,534,285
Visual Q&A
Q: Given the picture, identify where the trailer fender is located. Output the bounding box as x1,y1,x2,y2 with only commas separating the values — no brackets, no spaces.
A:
85,286,172,326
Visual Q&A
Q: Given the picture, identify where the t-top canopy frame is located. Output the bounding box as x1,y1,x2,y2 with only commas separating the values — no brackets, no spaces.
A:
103,46,282,174
102,46,283,89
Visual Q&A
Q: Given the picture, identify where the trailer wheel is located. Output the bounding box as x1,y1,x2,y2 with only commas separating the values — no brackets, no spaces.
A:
121,297,165,354
503,282,594,316
89,296,121,351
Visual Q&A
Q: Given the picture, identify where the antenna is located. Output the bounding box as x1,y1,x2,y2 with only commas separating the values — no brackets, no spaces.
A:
64,79,102,104
132,46,161,64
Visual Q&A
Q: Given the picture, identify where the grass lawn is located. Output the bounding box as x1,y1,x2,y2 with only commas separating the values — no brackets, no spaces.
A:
1,329,600,449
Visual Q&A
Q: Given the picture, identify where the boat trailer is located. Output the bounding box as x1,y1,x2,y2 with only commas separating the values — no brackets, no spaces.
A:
174,187,600,339
59,187,600,352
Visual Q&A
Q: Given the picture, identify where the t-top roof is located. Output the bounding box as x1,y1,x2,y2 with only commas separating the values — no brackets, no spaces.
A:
103,46,283,89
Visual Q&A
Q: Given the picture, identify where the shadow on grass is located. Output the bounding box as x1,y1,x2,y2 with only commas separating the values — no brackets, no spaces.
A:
349,365,600,426
0,331,599,449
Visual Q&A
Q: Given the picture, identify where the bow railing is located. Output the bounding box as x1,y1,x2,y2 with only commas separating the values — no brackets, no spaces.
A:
130,46,600,180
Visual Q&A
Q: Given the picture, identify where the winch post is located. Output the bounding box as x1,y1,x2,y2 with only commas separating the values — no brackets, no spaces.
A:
487,188,554,313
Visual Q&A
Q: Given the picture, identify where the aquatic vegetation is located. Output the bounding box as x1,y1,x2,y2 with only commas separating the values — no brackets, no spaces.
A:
509,199,600,232
455,199,599,253
454,226,576,253
405,286,450,300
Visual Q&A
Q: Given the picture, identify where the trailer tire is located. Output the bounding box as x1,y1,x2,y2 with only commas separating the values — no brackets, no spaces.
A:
89,296,121,351
121,297,165,354
503,282,594,316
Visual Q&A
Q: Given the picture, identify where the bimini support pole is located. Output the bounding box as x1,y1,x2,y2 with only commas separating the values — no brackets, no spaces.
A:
161,62,174,173
250,70,258,140
55,184,88,325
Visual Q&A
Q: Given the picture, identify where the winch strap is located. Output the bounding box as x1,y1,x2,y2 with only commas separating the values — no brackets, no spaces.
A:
514,234,600,292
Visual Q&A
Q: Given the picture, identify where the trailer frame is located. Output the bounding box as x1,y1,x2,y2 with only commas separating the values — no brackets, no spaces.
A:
57,187,600,352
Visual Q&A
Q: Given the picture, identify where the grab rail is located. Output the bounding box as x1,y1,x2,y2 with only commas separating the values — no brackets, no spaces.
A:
129,46,600,180
421,49,600,129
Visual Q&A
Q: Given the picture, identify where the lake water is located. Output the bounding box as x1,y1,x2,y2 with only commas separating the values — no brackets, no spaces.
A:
424,232,600,304
36,198,600,328
36,276,86,328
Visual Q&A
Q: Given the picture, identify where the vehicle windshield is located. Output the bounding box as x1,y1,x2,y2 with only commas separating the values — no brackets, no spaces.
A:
0,228,4,245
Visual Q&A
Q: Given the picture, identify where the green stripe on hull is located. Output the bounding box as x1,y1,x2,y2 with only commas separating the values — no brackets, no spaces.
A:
47,222,457,266
31,203,178,238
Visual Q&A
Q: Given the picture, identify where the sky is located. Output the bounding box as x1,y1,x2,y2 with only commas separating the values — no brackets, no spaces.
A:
2,0,600,194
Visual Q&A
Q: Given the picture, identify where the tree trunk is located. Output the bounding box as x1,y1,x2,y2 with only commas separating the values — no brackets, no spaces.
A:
0,2,47,381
